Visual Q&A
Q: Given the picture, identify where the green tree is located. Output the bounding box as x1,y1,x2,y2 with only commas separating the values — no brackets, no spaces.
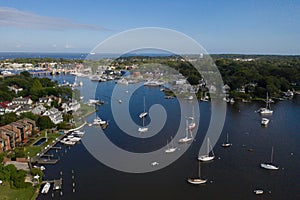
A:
37,116,55,130
0,113,17,126
20,112,39,122
20,71,31,78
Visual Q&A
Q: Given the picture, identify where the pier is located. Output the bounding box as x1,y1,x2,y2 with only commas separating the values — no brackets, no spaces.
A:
31,133,66,164
41,179,62,190
30,122,86,165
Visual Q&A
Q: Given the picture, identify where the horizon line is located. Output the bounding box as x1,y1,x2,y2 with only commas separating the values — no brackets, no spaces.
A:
0,51,299,56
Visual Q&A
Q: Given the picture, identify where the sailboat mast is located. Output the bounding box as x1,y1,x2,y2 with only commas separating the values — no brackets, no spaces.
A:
266,92,271,109
186,120,189,138
207,138,210,154
198,160,201,178
226,133,229,143
271,146,274,163
143,96,146,113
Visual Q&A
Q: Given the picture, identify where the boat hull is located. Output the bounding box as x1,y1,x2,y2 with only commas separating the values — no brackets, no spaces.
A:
222,143,232,147
187,178,207,184
165,147,177,153
178,137,193,143
260,163,279,170
198,155,215,162
139,112,148,118
138,127,148,133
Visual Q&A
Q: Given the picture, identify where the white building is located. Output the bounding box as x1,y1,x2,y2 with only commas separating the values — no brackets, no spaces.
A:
32,105,47,115
12,96,33,105
61,101,80,113
43,108,63,124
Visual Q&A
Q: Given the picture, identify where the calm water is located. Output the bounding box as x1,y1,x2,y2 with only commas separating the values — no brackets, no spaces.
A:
37,75,300,200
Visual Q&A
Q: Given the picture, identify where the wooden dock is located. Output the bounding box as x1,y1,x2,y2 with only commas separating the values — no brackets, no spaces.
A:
31,123,86,165
53,179,62,190
41,179,62,191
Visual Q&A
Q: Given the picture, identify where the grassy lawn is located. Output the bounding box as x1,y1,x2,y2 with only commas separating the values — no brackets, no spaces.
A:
23,131,61,157
74,103,95,127
0,182,37,200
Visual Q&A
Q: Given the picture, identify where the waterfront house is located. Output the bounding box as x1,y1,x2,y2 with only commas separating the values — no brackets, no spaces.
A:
173,79,186,85
223,84,231,93
61,100,80,113
43,108,63,124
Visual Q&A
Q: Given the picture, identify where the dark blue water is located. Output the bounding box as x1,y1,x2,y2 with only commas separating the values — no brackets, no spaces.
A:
0,52,87,60
33,138,46,146
36,77,300,200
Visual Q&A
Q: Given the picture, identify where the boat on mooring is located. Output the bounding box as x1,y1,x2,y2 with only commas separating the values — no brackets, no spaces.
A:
221,133,232,147
198,137,215,162
41,182,51,194
178,120,193,143
260,147,279,170
188,160,207,184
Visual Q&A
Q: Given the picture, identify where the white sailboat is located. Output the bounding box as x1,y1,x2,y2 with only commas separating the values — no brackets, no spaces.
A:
198,137,215,162
188,106,196,130
221,133,232,147
139,97,148,118
165,137,177,153
188,160,207,184
261,146,279,170
138,114,148,133
259,93,273,115
178,120,193,143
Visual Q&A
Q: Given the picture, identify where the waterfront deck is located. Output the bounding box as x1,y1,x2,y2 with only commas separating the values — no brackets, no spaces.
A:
31,122,86,165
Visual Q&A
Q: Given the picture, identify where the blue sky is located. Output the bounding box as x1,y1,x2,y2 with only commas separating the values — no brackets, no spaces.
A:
0,0,299,54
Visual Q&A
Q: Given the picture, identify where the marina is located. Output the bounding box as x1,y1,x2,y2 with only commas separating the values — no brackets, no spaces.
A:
35,77,300,200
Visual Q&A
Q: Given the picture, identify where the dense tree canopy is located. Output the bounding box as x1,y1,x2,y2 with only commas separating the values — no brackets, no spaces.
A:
0,73,72,101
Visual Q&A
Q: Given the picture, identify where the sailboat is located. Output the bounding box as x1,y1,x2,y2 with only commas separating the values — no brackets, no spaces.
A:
221,133,232,147
198,137,215,161
259,93,273,115
165,137,177,153
178,120,193,143
260,146,279,170
188,106,196,130
139,97,148,118
138,114,148,133
188,160,207,184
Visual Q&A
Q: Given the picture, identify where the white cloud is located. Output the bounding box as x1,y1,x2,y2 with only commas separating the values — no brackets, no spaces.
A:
0,7,108,31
